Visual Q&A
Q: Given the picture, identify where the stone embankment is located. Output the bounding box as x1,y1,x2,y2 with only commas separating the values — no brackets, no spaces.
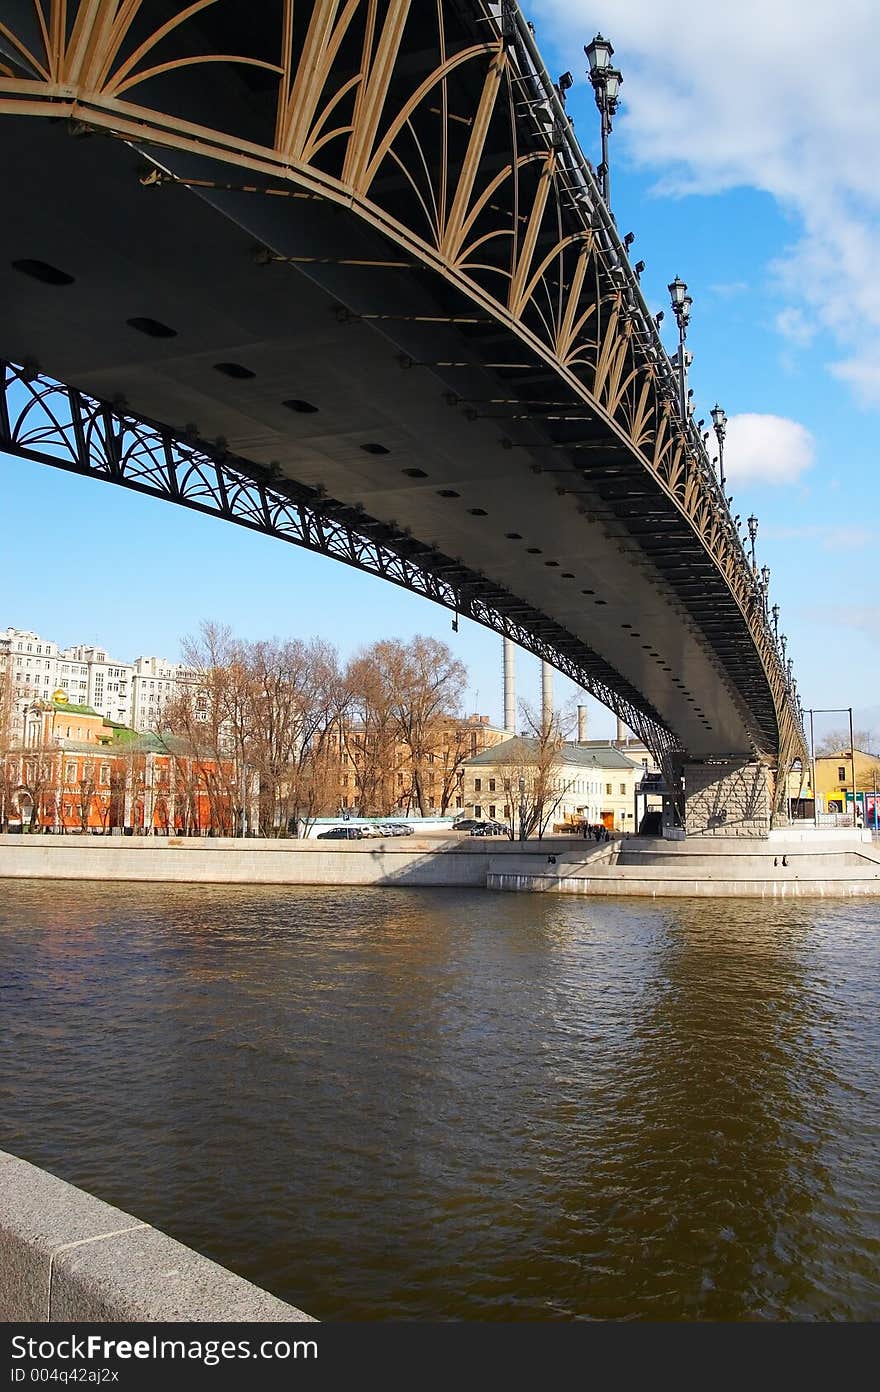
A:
0,1149,312,1322
0,829,877,897
488,829,880,898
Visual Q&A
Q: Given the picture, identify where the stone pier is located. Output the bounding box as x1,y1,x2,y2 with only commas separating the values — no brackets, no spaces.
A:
682,760,772,838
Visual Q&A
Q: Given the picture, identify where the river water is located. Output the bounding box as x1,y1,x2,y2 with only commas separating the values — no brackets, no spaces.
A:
1,881,877,1320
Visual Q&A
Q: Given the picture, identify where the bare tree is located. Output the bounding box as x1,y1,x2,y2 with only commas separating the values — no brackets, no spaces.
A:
493,704,576,840
74,759,97,834
347,636,467,817
435,721,472,815
0,656,17,832
344,649,400,816
816,728,876,756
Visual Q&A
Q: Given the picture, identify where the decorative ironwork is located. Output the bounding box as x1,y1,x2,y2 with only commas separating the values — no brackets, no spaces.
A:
0,0,808,791
0,357,677,766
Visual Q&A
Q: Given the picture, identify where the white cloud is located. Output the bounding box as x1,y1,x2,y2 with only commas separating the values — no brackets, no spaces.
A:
530,0,880,408
761,523,872,551
830,354,880,408
709,281,748,299
775,307,816,349
808,607,880,644
722,413,815,484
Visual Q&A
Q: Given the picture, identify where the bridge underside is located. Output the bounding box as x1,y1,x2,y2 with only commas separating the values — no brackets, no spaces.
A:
0,0,807,797
1,115,774,765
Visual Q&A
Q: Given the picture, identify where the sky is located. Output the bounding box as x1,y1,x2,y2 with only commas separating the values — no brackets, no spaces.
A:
2,0,879,744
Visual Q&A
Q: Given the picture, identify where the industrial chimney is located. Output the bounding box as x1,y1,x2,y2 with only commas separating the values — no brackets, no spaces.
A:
541,661,553,735
577,704,588,743
616,715,627,744
503,637,516,733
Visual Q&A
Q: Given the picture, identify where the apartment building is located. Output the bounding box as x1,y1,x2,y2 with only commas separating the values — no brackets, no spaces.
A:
131,655,199,732
2,626,200,734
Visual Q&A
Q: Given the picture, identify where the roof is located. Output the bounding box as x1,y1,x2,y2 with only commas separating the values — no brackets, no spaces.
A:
464,737,639,770
48,701,100,716
816,749,878,759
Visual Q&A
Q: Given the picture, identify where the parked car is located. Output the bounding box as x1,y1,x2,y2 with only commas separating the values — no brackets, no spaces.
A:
387,822,414,836
451,818,484,832
317,826,364,839
358,824,384,838
470,820,509,837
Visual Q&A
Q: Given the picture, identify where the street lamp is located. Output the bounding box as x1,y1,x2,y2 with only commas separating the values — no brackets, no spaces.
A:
780,633,787,664
668,277,692,419
747,514,758,571
710,403,727,492
760,565,771,612
771,603,780,641
584,34,622,206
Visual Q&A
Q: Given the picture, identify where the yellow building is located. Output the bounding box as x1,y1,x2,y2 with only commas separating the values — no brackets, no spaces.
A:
814,749,880,813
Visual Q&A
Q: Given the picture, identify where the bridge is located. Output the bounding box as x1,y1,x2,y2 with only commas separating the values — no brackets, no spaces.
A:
0,0,807,833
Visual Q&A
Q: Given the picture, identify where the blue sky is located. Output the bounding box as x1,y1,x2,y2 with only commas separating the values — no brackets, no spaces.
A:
3,0,879,743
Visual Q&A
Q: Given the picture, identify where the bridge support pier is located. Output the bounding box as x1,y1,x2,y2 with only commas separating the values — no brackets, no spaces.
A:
682,760,772,839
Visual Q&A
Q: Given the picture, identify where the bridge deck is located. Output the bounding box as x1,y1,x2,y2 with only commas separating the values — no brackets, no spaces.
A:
0,0,792,767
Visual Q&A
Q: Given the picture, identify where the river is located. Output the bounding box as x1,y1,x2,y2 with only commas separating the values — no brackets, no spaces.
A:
1,881,877,1320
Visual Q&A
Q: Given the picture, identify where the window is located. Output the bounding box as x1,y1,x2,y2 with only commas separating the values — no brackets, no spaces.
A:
488,779,496,792
65,763,76,783
838,766,846,782
620,783,626,795
474,778,482,792
474,805,482,817
100,765,110,786
455,796,463,809
606,783,612,795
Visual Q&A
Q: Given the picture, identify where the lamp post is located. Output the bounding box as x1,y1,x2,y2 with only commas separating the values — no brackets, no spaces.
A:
747,514,758,571
711,403,727,492
771,604,780,642
584,34,622,207
668,277,692,419
761,565,771,609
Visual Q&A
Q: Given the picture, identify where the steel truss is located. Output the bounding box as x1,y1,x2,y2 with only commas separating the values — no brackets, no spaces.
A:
0,359,678,767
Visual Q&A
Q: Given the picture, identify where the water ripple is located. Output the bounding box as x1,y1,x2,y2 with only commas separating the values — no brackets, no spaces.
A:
1,882,878,1320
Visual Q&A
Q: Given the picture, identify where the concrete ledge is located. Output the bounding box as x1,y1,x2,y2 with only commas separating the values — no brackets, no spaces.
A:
0,1150,312,1322
488,871,880,898
488,831,880,897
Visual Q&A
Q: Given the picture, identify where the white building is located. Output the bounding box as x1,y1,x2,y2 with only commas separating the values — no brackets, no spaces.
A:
60,644,134,726
131,656,198,732
3,624,208,737
2,627,64,704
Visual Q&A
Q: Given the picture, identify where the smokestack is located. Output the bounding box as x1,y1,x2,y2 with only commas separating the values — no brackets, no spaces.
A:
577,704,588,743
541,661,553,734
503,638,516,733
616,715,627,744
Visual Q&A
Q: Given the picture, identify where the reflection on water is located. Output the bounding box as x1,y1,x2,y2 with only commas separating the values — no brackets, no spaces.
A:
1,882,877,1320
